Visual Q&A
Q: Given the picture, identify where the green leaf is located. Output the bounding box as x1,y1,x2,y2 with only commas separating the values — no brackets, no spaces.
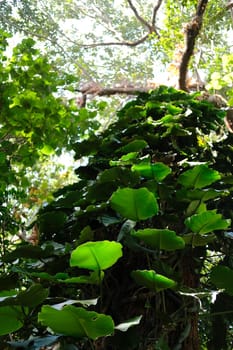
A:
2,245,48,262
132,228,185,250
0,306,24,335
39,144,55,155
61,271,104,285
97,168,139,186
185,210,230,234
70,241,122,270
210,265,233,295
110,187,158,221
0,284,48,308
38,305,114,339
178,165,221,189
117,139,148,153
17,284,49,307
132,162,171,181
131,270,177,292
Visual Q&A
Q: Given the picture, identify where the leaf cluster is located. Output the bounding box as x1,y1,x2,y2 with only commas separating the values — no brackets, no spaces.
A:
1,86,233,348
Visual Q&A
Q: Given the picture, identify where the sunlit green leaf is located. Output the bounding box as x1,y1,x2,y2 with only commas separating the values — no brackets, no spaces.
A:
178,165,221,189
132,162,171,181
70,241,122,270
131,270,176,292
110,187,158,221
185,210,230,234
38,305,114,339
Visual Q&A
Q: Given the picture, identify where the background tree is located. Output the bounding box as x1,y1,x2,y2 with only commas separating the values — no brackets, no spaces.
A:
0,0,232,98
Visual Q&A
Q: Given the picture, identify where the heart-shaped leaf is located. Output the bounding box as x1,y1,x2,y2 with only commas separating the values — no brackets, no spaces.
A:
132,229,185,250
131,270,176,292
110,187,158,221
38,305,114,339
70,241,122,271
178,164,220,189
185,210,230,234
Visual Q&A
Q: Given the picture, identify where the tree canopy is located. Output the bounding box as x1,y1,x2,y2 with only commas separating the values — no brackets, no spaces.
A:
1,0,232,96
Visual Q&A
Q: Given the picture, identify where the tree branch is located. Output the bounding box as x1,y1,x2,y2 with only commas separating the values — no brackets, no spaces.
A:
77,84,158,97
152,0,163,26
79,34,150,48
127,0,153,32
178,0,209,91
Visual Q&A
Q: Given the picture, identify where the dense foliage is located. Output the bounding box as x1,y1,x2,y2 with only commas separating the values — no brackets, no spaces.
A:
1,86,233,349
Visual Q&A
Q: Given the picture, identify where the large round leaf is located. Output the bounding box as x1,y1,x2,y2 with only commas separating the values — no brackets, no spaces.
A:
132,229,185,250
185,210,230,234
178,164,220,189
70,240,122,270
38,305,114,339
110,187,158,221
131,270,176,292
0,306,24,335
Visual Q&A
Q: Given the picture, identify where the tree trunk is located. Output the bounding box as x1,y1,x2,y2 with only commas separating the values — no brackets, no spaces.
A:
181,249,201,350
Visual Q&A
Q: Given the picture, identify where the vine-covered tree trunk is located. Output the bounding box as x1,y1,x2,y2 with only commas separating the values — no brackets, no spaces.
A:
182,249,202,350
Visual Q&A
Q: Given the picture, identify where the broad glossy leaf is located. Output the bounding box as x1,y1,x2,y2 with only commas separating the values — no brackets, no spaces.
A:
210,265,233,295
132,162,171,181
132,229,185,250
131,270,176,292
38,305,114,339
0,306,24,335
70,241,122,270
178,164,220,189
185,210,230,234
110,187,158,221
